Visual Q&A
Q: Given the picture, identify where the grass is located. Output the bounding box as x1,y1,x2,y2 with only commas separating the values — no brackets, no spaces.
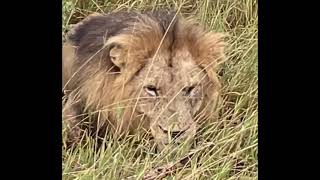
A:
62,0,258,179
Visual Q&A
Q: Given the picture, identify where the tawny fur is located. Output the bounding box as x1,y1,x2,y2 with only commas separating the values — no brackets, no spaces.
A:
62,10,226,149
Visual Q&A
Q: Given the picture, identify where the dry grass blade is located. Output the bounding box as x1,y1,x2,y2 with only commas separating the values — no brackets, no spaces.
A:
143,153,193,180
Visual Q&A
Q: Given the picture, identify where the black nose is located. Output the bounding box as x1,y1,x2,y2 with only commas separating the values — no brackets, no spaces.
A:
159,125,186,139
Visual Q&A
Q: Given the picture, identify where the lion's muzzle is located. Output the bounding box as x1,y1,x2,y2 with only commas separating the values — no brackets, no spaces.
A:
151,120,197,152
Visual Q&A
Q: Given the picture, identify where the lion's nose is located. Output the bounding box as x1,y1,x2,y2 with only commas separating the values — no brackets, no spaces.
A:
158,125,186,139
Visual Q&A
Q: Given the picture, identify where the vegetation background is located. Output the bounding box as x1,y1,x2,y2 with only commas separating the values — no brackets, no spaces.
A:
62,0,257,179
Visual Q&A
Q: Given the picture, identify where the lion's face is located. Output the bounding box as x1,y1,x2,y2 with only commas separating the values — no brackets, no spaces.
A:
126,50,215,151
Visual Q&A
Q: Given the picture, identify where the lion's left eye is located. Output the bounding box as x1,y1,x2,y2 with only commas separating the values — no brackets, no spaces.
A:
144,85,158,97
183,86,196,97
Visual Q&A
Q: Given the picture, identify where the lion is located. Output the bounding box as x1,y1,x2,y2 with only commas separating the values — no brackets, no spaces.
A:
62,10,226,151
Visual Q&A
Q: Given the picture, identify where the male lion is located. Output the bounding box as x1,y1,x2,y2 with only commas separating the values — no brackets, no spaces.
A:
62,10,226,151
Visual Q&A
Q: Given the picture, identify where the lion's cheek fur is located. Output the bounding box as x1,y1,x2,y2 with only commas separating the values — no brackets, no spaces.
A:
82,77,149,136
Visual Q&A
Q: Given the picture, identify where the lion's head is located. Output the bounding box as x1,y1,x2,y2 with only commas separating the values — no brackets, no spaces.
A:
63,11,226,151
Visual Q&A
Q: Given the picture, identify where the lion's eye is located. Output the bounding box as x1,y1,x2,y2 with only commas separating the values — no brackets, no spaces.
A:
144,85,158,96
183,86,196,97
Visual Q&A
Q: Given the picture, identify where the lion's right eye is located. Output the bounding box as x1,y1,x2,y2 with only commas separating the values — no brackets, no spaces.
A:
144,85,158,97
183,86,196,97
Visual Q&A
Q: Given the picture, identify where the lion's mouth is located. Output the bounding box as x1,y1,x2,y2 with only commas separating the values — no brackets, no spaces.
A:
158,125,187,139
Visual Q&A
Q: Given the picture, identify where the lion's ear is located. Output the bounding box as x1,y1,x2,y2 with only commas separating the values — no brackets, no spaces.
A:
193,32,226,87
109,44,126,70
197,32,227,68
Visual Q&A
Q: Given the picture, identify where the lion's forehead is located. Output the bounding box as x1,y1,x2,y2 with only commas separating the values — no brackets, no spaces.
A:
141,60,205,86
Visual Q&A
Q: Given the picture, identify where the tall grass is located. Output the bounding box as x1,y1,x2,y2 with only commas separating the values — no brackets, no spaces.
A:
62,0,258,179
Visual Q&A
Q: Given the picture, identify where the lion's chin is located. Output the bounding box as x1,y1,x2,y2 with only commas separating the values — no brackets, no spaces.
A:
155,140,194,153
150,123,197,153
154,135,196,153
